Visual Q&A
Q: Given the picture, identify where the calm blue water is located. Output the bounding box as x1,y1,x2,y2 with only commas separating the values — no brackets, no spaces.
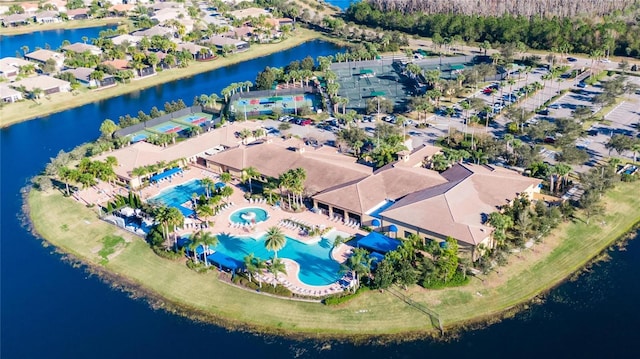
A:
0,25,114,57
324,0,354,10
1,34,639,358
207,233,340,286
229,207,269,224
150,179,205,216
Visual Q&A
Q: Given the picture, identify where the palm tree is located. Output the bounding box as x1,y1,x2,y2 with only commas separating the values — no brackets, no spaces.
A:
219,172,232,184
554,163,572,193
199,232,218,267
264,226,286,259
242,167,260,193
244,253,260,284
58,166,79,196
201,177,215,199
268,258,286,287
342,248,372,291
187,232,202,262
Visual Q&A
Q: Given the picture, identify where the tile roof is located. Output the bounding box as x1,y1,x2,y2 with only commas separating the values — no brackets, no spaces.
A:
379,163,542,245
205,138,372,194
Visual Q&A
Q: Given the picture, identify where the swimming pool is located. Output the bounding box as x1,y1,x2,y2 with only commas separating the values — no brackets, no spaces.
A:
184,233,342,286
149,179,206,217
229,207,268,224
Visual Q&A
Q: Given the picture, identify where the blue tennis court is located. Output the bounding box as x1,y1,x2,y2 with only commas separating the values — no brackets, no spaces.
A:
152,121,189,134
231,94,320,117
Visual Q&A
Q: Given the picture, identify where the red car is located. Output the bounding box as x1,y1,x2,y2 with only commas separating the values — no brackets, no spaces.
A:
483,87,494,94
299,118,312,126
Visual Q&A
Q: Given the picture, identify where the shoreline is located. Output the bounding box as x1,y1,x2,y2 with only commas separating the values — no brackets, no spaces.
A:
24,180,640,340
0,28,335,128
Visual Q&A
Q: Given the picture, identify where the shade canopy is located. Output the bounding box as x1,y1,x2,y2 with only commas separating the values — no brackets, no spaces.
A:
206,252,243,271
371,219,381,227
389,224,398,232
356,231,401,254
370,91,386,97
149,167,182,183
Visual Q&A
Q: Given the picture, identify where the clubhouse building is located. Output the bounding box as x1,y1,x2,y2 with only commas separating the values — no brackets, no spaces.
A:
100,123,541,259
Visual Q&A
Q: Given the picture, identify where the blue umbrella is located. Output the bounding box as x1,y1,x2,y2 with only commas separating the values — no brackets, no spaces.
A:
389,224,398,232
371,219,381,227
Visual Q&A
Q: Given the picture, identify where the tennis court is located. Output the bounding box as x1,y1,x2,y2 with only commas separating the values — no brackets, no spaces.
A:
151,121,190,134
129,130,155,143
331,60,411,113
180,112,212,125
418,62,469,80
230,94,320,117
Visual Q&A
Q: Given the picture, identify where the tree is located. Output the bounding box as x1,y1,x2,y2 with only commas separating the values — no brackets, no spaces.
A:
219,172,232,184
187,232,202,262
342,247,372,291
99,119,119,139
268,258,286,287
255,67,276,90
201,177,215,199
580,190,605,225
58,167,78,196
242,167,260,193
488,212,514,248
264,226,286,259
198,231,218,267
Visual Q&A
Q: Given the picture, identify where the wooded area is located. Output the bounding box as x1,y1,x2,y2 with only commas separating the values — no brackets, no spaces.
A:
364,0,638,17
346,2,640,58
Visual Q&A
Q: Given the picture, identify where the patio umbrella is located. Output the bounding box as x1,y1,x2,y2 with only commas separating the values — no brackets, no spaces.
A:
389,224,398,232
371,219,381,227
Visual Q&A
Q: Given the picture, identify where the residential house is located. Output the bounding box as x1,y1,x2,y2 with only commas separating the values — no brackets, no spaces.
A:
62,42,103,56
35,11,61,23
202,35,249,52
20,2,39,14
109,34,143,46
0,57,33,80
62,67,116,87
108,4,135,16
132,25,174,38
66,8,90,20
0,85,23,103
229,8,270,21
44,0,67,12
24,49,65,70
1,14,32,27
11,75,71,95
175,42,215,61
265,17,293,31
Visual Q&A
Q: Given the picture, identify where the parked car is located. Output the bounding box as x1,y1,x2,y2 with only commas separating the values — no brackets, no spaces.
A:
299,118,312,126
567,57,578,62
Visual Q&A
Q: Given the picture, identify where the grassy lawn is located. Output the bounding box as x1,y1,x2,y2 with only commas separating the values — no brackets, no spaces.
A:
28,180,640,336
0,28,322,128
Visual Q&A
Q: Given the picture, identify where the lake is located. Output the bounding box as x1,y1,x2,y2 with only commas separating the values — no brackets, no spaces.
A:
1,33,639,358
0,25,115,58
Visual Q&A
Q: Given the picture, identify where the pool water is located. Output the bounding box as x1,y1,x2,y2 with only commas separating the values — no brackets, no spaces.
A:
149,179,206,216
187,233,342,286
229,207,268,224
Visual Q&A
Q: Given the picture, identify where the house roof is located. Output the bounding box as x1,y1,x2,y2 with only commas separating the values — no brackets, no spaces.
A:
62,42,101,54
313,165,447,214
0,57,32,69
175,42,210,55
20,2,39,11
11,75,70,91
202,35,247,47
25,49,64,63
0,84,22,99
132,25,173,38
109,4,135,12
229,7,270,20
35,10,60,19
95,122,261,180
66,8,90,16
102,59,130,70
109,34,143,46
205,138,373,195
379,163,542,245
2,13,32,23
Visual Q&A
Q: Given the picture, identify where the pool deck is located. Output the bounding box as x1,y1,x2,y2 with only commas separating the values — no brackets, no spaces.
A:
76,166,364,297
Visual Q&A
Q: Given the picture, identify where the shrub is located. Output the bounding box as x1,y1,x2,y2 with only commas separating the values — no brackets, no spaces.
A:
421,270,470,289
152,246,184,260
323,287,368,305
